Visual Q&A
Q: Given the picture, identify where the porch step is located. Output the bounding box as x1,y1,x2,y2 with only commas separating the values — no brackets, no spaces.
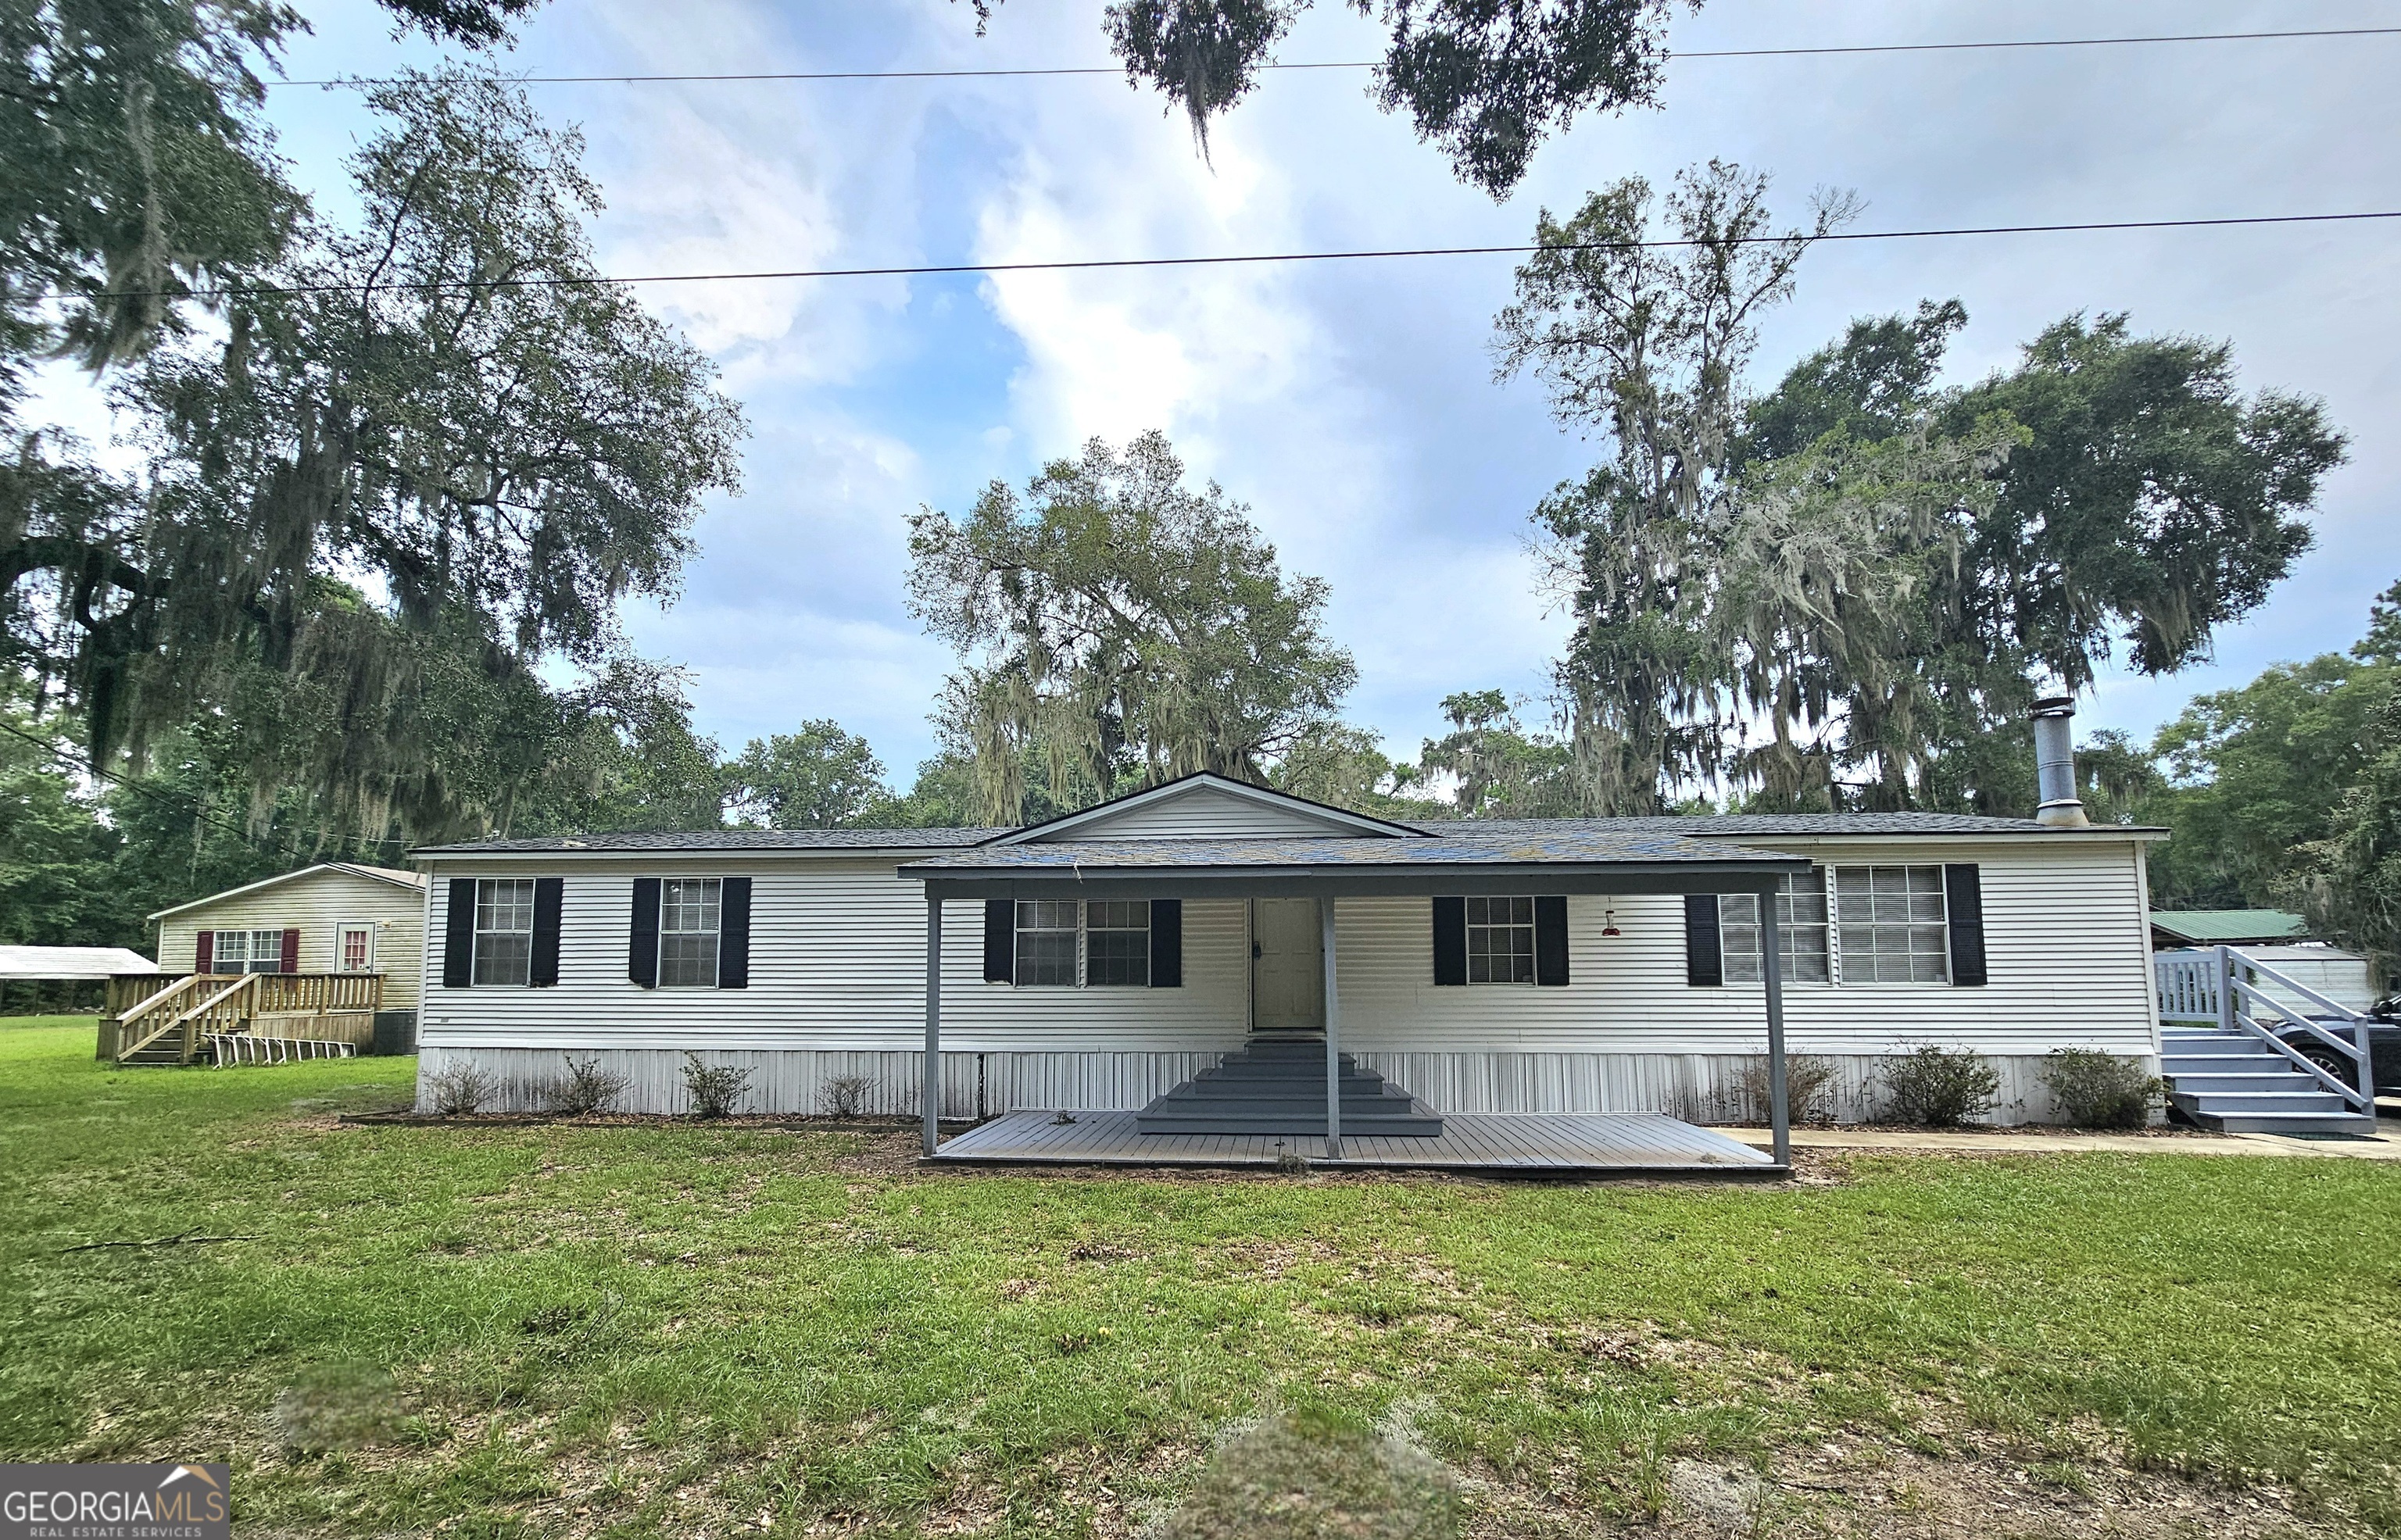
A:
2161,1027,2378,1135
1136,1040,1444,1137
116,1038,197,1066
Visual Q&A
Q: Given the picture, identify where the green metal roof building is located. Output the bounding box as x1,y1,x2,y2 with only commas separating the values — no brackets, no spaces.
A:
2149,909,2311,948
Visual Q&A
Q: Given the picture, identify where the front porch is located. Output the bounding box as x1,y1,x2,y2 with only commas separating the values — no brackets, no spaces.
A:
902,813,1811,1174
929,1108,1777,1175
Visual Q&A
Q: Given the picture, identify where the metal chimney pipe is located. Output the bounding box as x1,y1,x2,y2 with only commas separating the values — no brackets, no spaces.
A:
2031,695,2090,827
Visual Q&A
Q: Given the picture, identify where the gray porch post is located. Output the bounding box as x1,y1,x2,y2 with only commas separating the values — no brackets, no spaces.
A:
1322,896,1343,1160
922,895,942,1157
1759,887,1791,1167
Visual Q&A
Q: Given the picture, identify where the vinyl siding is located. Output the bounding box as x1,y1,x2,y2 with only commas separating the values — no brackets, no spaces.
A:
416,835,2156,1059
155,869,428,1007
418,857,1252,1051
1333,838,2158,1058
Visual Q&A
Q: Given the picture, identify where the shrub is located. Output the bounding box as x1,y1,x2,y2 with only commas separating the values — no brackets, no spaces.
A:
1877,1044,2001,1127
820,1074,875,1118
549,1055,631,1117
680,1053,753,1119
425,1063,497,1117
2038,1049,2161,1129
1737,1054,1842,1124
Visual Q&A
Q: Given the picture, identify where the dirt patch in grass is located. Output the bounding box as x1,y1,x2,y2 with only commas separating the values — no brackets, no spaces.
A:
1738,1442,2333,1538
1455,1443,2338,1539
1152,1406,1465,1540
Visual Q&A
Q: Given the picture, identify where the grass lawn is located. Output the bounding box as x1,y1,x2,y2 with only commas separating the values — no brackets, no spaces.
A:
3,1015,2399,1538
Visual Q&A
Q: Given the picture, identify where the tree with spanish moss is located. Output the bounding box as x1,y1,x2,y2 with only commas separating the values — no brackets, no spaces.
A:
907,431,1357,825
960,0,1691,197
22,69,744,845
1499,160,2346,813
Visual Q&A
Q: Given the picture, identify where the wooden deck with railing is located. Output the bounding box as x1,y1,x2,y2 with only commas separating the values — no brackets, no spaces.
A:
98,971,385,1065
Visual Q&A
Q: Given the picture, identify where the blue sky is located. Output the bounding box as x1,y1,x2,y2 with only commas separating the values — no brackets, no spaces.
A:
61,0,2401,788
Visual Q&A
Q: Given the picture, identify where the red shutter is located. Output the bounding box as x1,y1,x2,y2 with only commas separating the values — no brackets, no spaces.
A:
195,931,213,974
280,928,300,974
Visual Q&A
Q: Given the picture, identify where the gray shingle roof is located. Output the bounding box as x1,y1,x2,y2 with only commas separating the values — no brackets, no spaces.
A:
412,827,1007,855
901,829,1806,871
416,810,2158,859
1419,813,2159,837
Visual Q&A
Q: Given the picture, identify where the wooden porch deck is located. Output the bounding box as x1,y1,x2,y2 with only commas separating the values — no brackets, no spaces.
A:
928,1110,1780,1176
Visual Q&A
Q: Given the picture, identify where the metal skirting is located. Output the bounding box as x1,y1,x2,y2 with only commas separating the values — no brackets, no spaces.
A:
926,1109,1780,1175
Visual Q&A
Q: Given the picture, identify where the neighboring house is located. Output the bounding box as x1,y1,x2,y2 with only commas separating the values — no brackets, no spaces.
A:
411,772,2167,1131
150,863,430,1041
2149,909,2311,949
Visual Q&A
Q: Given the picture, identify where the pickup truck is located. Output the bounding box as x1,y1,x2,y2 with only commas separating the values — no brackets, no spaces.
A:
2285,995,2401,1095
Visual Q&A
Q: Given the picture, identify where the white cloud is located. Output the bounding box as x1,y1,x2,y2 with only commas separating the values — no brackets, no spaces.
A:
246,0,2401,781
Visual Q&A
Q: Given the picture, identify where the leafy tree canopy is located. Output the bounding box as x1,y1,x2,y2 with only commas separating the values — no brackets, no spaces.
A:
726,723,893,831
907,431,1358,825
2138,581,2396,913
4,62,744,849
964,0,1689,196
1495,160,1856,811
1414,689,1573,816
2295,682,2401,985
1500,161,2346,813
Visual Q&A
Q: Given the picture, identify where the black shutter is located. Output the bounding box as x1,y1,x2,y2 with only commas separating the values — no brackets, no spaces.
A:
629,877,660,988
982,899,1014,983
1945,863,1988,986
718,877,751,989
531,877,564,987
1684,893,1723,986
1431,895,1467,985
442,878,475,988
1149,899,1183,988
1534,895,1569,986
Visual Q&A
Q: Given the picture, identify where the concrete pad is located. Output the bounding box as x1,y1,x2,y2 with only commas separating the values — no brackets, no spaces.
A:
1718,1123,2401,1159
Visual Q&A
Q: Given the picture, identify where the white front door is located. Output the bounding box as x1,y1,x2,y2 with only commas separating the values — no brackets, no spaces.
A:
1251,898,1324,1034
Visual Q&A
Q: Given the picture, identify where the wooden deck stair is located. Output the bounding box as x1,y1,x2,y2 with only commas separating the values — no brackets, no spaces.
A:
2161,1027,2379,1134
99,971,383,1065
1136,1037,1444,1137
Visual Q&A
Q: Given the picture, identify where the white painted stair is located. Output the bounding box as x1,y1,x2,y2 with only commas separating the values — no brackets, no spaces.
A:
2160,1027,2378,1134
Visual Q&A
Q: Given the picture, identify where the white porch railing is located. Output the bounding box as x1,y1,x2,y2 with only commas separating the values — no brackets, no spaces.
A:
2156,949,2220,1023
2159,945,2376,1117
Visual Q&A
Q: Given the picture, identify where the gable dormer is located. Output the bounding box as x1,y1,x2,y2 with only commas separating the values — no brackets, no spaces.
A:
995,772,1422,843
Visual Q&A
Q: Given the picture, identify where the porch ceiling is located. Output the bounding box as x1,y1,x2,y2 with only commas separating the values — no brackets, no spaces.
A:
900,830,1810,900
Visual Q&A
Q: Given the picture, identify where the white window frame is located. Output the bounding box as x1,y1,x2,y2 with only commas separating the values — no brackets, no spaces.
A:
1719,870,1832,985
336,920,375,973
1083,901,1151,988
1831,863,1952,984
657,877,723,988
1463,895,1537,985
212,927,288,975
472,878,536,988
1013,900,1081,988
1011,900,1152,988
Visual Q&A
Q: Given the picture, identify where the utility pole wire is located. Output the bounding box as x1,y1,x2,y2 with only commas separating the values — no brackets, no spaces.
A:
70,209,2401,305
0,716,352,867
264,27,2401,88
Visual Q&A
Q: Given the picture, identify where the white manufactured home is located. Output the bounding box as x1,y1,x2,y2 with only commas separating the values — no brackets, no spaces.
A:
411,770,2176,1168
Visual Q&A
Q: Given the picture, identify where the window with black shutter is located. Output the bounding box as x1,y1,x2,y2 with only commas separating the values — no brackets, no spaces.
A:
1431,896,1467,985
1944,863,1988,986
1684,893,1724,986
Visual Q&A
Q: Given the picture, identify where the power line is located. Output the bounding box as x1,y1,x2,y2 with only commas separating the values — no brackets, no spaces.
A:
80,209,2401,304
266,26,2401,88
0,716,342,866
